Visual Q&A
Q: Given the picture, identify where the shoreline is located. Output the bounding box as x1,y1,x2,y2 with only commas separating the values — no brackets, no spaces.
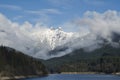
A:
1,72,120,80
60,72,102,74
60,72,120,75
0,75,39,80
0,74,48,80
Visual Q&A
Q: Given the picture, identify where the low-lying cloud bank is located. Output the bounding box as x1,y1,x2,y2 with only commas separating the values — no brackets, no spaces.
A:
0,10,120,59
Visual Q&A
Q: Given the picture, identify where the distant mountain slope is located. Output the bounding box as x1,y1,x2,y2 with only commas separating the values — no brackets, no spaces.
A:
0,46,47,78
44,44,120,73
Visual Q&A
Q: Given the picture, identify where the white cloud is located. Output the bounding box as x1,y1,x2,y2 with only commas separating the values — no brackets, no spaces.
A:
0,13,71,59
0,4,22,10
58,10,120,54
79,10,120,39
26,9,62,15
25,8,62,24
68,10,120,50
47,0,73,9
0,10,120,59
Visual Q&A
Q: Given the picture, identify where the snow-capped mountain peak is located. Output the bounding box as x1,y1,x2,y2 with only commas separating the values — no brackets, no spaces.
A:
32,27,73,50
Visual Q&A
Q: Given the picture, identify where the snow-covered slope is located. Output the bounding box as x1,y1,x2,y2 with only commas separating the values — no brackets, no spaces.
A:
29,27,74,59
32,27,73,50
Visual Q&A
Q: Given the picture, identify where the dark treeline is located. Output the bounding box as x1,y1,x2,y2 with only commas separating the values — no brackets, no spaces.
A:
44,45,120,74
0,46,47,77
59,53,120,74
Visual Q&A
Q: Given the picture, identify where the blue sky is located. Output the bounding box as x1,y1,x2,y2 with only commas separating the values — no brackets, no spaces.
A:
0,0,120,27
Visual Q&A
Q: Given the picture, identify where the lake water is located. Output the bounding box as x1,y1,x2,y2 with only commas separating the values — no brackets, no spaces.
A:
21,74,120,80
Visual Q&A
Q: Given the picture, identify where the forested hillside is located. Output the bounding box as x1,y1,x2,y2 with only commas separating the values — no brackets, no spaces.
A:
0,46,47,78
44,44,120,74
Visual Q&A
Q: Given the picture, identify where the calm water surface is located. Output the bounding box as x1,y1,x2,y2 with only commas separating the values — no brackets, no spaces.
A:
22,74,120,80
